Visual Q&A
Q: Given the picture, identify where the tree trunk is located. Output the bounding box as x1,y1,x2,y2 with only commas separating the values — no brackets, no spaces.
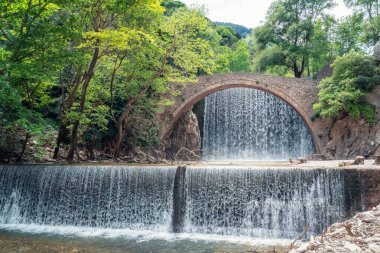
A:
67,47,100,161
67,121,80,161
16,132,31,163
293,60,304,78
53,123,65,159
113,119,125,160
54,70,82,159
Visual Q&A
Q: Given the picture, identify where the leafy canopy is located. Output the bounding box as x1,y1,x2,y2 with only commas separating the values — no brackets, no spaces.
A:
313,51,380,124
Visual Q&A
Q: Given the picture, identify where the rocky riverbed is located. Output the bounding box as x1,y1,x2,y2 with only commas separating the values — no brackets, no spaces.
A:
290,204,380,253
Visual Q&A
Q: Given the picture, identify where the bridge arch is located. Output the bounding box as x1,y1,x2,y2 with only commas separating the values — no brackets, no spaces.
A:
160,73,322,153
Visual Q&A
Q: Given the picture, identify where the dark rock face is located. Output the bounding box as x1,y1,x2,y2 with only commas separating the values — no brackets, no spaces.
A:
322,117,380,159
374,40,380,62
165,109,201,160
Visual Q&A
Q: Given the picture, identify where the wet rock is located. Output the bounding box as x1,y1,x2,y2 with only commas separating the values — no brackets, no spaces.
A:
339,161,350,167
351,156,365,165
290,158,307,165
308,154,327,161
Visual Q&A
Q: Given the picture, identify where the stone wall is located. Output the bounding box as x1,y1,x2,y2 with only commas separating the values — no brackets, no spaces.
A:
343,169,380,217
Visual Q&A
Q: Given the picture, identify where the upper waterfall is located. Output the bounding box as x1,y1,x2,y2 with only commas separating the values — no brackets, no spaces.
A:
202,88,315,160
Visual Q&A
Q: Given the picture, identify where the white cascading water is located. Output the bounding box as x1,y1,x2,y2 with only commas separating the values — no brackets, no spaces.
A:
202,88,315,160
0,165,175,232
183,168,345,239
0,165,349,240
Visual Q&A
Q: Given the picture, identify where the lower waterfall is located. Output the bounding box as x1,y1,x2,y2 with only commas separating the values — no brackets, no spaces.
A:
183,168,345,238
0,165,351,240
202,88,315,160
0,165,175,232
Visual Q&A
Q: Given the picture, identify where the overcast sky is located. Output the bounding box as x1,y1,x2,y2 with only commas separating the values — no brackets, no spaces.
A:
180,0,352,28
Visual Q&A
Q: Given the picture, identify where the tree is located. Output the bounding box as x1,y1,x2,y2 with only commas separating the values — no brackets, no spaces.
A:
230,40,251,72
110,8,217,159
216,26,241,47
0,0,70,161
332,14,365,55
253,0,334,77
65,0,165,161
344,0,380,46
215,46,233,73
161,0,186,16
313,51,380,125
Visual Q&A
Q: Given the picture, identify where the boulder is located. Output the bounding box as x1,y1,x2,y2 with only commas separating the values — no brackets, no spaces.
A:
165,109,201,160
351,156,365,165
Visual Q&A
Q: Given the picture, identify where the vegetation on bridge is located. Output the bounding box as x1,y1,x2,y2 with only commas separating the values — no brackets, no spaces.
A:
0,0,378,162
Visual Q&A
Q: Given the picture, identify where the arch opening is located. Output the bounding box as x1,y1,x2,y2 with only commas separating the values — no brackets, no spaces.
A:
162,77,321,160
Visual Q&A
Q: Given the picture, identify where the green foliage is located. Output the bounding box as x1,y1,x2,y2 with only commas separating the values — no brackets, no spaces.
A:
216,26,241,47
161,0,186,16
253,45,286,73
332,14,365,55
360,104,377,125
343,0,380,45
253,0,334,77
313,52,379,124
230,40,251,72
215,46,233,73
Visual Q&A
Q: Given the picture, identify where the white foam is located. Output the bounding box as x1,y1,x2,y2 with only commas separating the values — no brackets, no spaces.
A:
0,223,291,246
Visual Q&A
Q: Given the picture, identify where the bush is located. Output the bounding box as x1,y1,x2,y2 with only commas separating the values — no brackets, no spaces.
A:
313,51,379,123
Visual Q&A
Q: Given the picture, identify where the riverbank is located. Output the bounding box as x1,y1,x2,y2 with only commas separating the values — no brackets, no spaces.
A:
290,203,380,253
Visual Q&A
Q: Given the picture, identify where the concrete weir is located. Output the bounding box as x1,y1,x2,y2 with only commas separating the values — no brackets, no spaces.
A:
0,164,379,239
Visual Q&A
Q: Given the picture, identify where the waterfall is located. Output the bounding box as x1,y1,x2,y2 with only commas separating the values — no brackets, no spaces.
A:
0,165,350,240
183,168,345,238
202,88,315,160
0,165,175,232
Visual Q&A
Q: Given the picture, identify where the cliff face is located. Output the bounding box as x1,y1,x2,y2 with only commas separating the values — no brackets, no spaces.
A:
321,117,380,159
165,109,201,160
318,84,380,159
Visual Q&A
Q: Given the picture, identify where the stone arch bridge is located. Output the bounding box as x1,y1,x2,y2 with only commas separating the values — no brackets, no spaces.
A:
160,73,333,154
